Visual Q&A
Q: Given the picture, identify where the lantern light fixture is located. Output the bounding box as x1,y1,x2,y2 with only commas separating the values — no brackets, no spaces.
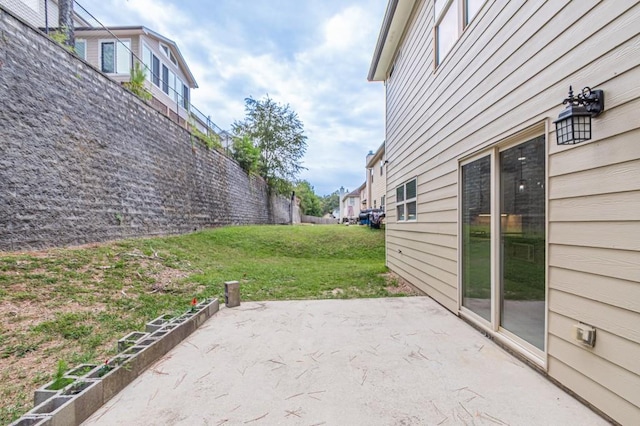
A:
554,86,605,145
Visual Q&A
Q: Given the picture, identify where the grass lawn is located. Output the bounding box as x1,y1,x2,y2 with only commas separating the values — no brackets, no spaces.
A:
0,224,409,423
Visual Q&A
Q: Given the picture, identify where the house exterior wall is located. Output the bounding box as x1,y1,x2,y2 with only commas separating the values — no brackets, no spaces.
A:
80,32,140,83
342,195,360,219
75,30,192,123
365,145,386,210
139,33,191,122
377,0,640,423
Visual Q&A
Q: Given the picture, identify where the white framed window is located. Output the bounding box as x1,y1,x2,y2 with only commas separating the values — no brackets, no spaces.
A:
151,54,160,87
435,0,484,66
381,195,386,210
396,178,417,221
142,44,152,82
160,43,178,66
182,84,190,109
161,64,169,93
74,39,86,60
100,39,131,74
169,70,177,102
176,77,187,108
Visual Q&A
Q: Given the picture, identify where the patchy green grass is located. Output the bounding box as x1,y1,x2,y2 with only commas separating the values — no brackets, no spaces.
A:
0,225,403,423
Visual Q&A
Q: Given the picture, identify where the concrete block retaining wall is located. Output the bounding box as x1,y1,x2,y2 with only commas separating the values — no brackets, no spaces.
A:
301,215,338,225
0,7,292,251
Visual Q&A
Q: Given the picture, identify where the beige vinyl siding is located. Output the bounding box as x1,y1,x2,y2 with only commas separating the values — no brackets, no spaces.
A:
0,0,43,27
384,0,640,422
0,0,85,28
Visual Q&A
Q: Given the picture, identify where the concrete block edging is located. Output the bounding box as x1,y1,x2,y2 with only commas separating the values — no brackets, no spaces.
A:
10,298,220,426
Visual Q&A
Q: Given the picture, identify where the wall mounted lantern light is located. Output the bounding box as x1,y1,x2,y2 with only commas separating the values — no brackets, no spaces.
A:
554,86,605,145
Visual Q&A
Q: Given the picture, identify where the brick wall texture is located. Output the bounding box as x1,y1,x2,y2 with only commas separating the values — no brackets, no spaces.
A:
0,8,291,251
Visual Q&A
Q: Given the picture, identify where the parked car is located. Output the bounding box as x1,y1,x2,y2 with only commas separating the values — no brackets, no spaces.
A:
359,209,385,228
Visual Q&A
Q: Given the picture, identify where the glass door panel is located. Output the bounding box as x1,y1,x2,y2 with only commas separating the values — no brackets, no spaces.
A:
499,136,546,350
461,156,491,321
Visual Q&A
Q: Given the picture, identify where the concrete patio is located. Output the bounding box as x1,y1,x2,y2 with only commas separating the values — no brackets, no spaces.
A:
83,297,606,425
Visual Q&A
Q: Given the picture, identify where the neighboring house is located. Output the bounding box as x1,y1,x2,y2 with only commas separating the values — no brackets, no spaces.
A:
341,184,364,222
364,143,386,211
73,26,198,127
369,1,639,424
0,0,89,29
0,1,204,131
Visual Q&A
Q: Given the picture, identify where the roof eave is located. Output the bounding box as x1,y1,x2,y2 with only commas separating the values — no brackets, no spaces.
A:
141,27,199,88
367,0,417,82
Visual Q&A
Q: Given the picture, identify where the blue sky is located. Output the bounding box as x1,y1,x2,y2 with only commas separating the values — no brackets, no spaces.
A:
77,0,388,196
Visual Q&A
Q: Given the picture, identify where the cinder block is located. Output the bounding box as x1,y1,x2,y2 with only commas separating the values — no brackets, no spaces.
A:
28,396,74,426
62,380,103,424
8,415,52,426
117,332,149,352
86,356,136,403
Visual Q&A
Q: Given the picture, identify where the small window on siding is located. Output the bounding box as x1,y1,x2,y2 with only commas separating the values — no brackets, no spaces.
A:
116,40,131,74
169,70,177,102
435,0,458,66
162,64,169,94
100,42,115,73
143,44,152,82
152,54,160,87
465,0,484,25
100,40,131,74
182,84,190,109
396,178,417,222
160,43,178,65
74,39,86,59
435,0,485,67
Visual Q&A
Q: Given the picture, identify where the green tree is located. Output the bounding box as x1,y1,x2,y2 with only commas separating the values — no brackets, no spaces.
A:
232,96,307,193
231,135,261,174
321,190,340,215
295,181,323,217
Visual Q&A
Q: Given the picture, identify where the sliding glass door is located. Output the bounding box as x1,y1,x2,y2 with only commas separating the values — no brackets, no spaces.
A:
499,136,546,350
461,135,546,353
461,156,491,321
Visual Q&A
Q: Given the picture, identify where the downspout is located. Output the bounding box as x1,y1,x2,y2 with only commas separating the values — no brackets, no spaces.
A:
44,0,49,34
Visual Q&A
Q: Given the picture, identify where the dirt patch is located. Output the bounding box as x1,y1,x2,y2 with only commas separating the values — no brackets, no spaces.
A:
0,244,205,422
382,272,423,296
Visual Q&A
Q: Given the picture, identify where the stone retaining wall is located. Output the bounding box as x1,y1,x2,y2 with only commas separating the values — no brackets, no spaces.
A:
0,8,291,250
301,215,338,225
